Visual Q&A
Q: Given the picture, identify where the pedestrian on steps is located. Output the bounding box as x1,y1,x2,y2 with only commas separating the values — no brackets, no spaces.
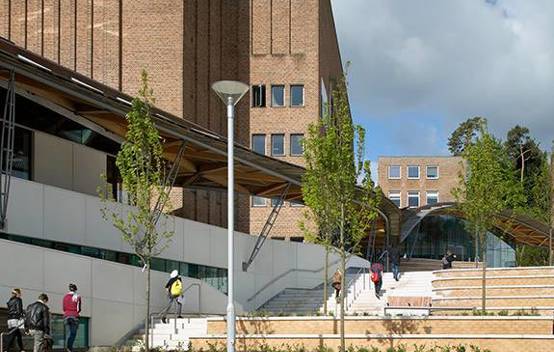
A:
370,261,384,299
441,250,456,270
388,246,401,281
331,269,342,301
25,293,51,352
160,270,184,323
5,288,25,352
63,283,81,352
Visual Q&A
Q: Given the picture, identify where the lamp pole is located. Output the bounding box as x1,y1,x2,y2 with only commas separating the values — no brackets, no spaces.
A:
211,81,249,352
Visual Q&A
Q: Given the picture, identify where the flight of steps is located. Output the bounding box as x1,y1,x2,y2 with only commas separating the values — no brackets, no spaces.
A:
345,271,435,315
432,266,554,314
149,317,208,350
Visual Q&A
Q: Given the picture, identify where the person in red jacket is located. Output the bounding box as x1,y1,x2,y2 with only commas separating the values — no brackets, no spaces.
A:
62,283,81,352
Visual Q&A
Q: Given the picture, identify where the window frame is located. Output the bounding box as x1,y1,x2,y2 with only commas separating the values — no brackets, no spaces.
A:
271,85,285,107
407,165,420,179
271,134,285,156
426,165,439,179
388,165,401,180
407,191,420,208
251,196,267,207
290,133,304,156
388,190,401,208
251,84,266,108
251,134,266,155
290,200,304,207
290,84,304,107
426,191,439,205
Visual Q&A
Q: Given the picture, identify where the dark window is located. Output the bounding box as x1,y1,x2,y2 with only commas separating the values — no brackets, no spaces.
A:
271,197,284,207
9,127,32,180
408,192,420,208
426,166,439,179
290,134,304,156
290,85,304,107
290,237,304,243
271,85,285,107
407,165,420,179
251,134,266,154
252,85,266,107
271,134,285,156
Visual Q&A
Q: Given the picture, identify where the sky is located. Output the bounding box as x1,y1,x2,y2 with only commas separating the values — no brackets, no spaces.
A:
331,0,554,181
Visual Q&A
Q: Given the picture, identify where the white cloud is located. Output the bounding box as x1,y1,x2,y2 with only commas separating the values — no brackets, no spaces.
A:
332,0,554,149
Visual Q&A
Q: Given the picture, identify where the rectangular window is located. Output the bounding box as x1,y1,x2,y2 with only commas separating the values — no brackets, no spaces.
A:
290,134,304,156
290,85,304,107
388,165,401,179
407,165,420,179
10,127,32,180
252,84,266,107
251,134,266,155
271,134,285,156
388,191,401,207
271,85,285,107
290,237,304,243
271,197,284,207
426,191,439,205
408,191,420,208
252,196,267,207
290,200,304,207
426,165,439,179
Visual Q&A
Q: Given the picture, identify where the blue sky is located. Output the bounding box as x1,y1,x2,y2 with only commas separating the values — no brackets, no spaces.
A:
331,0,554,180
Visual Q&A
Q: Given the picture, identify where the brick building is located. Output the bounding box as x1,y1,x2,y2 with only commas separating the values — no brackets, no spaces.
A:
0,0,345,240
378,156,464,208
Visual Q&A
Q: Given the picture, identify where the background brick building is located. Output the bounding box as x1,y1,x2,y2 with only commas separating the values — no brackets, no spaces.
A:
0,0,345,240
378,156,464,209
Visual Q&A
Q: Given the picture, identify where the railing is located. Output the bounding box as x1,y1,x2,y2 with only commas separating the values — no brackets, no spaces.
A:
345,267,368,311
247,258,341,303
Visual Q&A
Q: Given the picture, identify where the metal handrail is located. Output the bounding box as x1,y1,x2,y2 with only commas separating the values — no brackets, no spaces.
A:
345,267,368,310
247,258,341,302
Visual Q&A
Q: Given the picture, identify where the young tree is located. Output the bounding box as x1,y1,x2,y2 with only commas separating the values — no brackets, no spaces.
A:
302,72,380,351
504,125,543,185
447,117,487,156
100,71,174,351
453,125,523,312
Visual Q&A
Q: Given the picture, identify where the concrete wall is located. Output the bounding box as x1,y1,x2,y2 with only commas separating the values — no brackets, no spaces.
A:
4,175,345,309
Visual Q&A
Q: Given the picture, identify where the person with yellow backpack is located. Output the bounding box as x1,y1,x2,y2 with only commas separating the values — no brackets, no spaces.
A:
160,270,184,323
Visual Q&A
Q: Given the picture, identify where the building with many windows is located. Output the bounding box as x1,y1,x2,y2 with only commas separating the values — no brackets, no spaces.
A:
378,156,464,209
0,0,345,241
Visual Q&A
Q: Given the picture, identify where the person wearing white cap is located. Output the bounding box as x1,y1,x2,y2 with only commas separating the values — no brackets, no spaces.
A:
159,270,183,323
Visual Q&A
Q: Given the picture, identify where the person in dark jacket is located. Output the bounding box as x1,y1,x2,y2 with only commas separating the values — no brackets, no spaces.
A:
160,270,183,323
25,293,50,352
5,288,24,352
370,261,384,299
388,246,401,281
442,250,456,270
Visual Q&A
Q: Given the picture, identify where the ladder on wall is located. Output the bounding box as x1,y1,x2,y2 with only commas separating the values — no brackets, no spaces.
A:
0,70,16,229
242,183,291,271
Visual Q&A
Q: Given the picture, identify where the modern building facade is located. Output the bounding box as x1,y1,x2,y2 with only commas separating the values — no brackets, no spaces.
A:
378,156,464,209
0,0,345,240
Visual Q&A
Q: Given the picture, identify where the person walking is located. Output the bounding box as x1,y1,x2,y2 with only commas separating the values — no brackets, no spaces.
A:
442,250,457,270
370,261,384,299
62,284,81,352
388,246,401,281
160,270,183,323
25,293,50,352
5,288,24,352
331,269,342,301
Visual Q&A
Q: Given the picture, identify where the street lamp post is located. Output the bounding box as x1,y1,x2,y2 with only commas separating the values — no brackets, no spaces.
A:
211,80,249,352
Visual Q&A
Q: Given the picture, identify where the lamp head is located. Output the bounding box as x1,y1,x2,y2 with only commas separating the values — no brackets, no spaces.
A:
211,80,249,106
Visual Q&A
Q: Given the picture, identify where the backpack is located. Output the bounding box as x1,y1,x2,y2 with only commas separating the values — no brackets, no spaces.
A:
170,278,183,297
371,272,380,283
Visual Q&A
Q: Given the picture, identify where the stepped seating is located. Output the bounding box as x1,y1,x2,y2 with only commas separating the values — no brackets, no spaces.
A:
432,266,554,314
188,316,554,352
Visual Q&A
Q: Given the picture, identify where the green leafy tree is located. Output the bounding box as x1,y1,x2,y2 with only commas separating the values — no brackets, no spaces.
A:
453,125,524,312
504,125,544,186
448,117,487,156
302,71,380,351
100,71,174,351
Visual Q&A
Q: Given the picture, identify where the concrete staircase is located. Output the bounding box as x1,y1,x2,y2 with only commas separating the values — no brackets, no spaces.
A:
149,317,208,350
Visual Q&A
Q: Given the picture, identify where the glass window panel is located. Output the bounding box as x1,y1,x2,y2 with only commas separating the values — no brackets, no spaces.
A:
252,85,266,107
426,191,439,205
150,257,166,272
427,166,439,179
290,134,304,156
180,262,190,277
408,191,420,208
271,134,285,156
271,85,285,107
388,165,401,179
252,196,267,207
388,191,401,207
251,134,266,154
271,198,284,207
407,165,420,179
290,85,304,106
166,260,180,274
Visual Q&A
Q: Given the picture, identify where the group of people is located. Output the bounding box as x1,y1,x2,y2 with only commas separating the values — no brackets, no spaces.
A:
4,284,82,352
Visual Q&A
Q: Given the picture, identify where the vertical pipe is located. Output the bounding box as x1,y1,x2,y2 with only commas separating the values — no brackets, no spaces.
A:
226,97,235,352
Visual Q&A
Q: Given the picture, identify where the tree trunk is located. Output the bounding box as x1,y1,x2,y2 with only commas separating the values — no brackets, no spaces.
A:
145,259,151,351
550,151,554,266
323,246,329,315
481,234,487,313
339,204,345,352
474,228,479,269
520,147,525,184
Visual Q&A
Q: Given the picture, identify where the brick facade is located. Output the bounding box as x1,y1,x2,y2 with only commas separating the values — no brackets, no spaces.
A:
1,0,344,240
378,156,464,208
